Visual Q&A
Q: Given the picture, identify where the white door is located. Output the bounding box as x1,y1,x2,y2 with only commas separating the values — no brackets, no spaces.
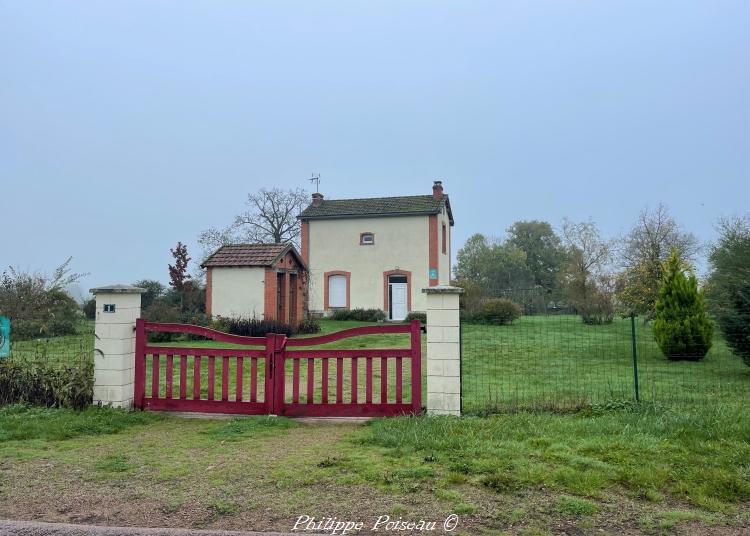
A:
390,283,408,320
328,275,347,308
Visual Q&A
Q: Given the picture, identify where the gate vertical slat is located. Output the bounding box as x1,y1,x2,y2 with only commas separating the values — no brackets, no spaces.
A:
273,335,286,414
207,356,215,401
380,357,388,403
264,335,275,414
307,358,314,403
236,357,243,402
292,359,300,403
336,357,344,403
250,358,258,402
221,356,229,402
179,355,187,399
165,355,173,399
193,356,201,400
151,354,160,398
396,357,403,403
366,358,373,403
351,357,358,404
321,358,329,404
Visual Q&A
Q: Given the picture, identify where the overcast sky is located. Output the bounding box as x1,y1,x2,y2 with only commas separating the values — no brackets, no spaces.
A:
2,1,748,296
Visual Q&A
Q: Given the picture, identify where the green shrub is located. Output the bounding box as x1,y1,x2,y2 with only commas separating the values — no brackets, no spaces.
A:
0,358,93,409
478,298,522,325
9,289,80,340
0,260,84,341
142,301,182,342
404,312,427,324
653,250,713,361
296,317,322,334
454,279,486,315
578,290,615,325
331,308,386,322
213,316,295,337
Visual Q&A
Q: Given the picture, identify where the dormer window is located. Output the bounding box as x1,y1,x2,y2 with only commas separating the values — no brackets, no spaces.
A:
360,232,375,245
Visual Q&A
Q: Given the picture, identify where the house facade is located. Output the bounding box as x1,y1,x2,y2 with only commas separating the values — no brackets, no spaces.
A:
299,181,454,320
203,243,306,324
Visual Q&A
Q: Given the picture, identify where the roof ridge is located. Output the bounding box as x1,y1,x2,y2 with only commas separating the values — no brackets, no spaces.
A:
317,194,434,203
221,243,287,247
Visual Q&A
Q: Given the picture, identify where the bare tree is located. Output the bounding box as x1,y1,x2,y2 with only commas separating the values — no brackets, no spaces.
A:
617,204,699,315
199,188,308,259
620,204,699,269
560,219,612,278
559,219,615,323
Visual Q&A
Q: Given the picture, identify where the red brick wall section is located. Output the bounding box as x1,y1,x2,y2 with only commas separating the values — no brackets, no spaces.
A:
428,214,439,286
264,267,277,320
323,270,351,311
205,268,212,316
383,269,412,314
301,221,310,265
296,273,305,322
283,272,290,323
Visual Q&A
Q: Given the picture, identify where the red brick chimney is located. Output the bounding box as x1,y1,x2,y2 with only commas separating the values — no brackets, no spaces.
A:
432,180,444,200
311,192,324,207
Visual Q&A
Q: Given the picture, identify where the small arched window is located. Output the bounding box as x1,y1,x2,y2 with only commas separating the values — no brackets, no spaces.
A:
360,232,375,245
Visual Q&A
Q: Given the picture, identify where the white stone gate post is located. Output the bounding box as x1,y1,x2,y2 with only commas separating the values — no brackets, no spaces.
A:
90,284,145,409
423,285,463,416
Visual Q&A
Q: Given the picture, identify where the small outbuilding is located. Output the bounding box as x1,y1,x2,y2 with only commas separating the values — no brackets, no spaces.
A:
202,243,306,324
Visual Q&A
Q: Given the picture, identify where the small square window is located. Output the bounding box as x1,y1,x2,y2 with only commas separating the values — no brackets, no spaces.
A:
103,304,116,313
360,232,375,245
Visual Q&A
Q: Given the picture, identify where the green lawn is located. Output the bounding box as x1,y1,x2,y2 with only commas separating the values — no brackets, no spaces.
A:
461,315,749,413
0,404,748,535
8,320,94,365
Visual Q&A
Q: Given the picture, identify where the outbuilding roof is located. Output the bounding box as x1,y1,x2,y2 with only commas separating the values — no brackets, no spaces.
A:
201,243,306,269
299,194,454,225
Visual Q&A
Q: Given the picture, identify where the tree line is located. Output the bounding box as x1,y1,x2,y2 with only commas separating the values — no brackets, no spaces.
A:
454,207,749,365
454,204,700,320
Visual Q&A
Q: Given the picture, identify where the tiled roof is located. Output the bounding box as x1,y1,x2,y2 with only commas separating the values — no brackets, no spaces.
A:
202,243,302,268
299,195,453,223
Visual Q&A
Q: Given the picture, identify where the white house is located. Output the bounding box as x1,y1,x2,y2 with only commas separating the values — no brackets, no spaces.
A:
299,181,454,320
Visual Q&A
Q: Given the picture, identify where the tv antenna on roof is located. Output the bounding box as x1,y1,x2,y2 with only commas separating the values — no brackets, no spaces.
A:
310,173,321,193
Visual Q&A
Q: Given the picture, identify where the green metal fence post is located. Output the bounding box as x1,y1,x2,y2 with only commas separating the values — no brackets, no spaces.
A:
630,312,640,403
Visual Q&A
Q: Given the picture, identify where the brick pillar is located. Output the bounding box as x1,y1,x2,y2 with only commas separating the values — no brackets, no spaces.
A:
423,285,463,416
91,284,145,409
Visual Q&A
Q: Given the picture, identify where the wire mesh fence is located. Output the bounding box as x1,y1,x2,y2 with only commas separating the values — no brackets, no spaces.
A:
461,309,749,414
3,320,94,369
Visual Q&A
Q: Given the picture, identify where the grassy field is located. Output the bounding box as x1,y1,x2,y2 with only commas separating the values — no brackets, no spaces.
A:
461,315,749,413
0,404,748,535
7,320,94,365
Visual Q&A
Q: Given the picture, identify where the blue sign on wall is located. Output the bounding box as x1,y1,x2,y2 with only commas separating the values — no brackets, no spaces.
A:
0,316,10,358
429,268,438,280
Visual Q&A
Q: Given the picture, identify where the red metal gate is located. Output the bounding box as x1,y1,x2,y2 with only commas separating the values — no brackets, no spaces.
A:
134,319,422,417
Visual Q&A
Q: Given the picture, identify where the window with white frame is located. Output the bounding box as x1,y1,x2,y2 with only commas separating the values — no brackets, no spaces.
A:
360,232,375,245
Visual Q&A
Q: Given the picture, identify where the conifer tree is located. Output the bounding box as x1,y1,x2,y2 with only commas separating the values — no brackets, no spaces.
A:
653,249,713,361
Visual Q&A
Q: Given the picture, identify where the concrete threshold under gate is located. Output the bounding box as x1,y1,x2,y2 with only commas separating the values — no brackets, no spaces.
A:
152,411,372,423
